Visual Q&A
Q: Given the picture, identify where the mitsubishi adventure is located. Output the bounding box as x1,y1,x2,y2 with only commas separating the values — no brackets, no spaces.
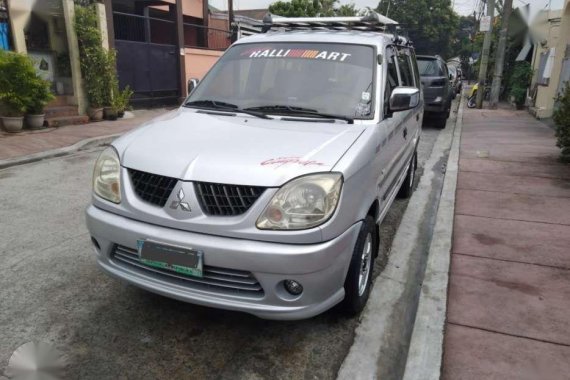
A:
86,13,423,320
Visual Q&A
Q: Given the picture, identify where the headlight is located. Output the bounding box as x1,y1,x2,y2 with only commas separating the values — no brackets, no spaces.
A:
93,147,121,203
256,173,343,230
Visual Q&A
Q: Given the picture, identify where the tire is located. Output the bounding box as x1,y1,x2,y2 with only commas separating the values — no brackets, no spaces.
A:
342,215,378,315
467,92,477,108
397,152,417,199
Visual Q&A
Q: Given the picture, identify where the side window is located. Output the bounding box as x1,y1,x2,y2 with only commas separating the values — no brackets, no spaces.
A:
410,50,421,88
385,47,400,117
397,48,415,87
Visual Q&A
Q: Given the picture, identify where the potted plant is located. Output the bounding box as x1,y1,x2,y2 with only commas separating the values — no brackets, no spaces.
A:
0,51,35,132
75,6,106,121
115,86,133,118
26,76,55,129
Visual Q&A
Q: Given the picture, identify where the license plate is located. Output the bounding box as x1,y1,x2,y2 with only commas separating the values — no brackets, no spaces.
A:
137,240,203,278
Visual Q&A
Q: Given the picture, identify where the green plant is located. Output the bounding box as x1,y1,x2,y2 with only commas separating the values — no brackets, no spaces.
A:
0,51,38,117
553,82,570,163
27,76,55,114
113,85,134,113
508,62,533,106
75,5,119,109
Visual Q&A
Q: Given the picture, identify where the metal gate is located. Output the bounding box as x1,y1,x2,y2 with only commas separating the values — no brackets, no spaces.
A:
113,11,179,104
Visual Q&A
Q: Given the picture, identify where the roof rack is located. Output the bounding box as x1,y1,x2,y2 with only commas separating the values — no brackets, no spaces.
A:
261,12,398,33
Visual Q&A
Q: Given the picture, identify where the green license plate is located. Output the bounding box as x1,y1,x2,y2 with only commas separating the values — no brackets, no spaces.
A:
137,240,203,278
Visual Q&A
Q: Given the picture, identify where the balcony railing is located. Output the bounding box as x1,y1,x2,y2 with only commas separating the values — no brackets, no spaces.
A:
183,23,233,51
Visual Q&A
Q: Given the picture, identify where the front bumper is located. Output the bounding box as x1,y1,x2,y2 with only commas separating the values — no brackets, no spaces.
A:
86,205,361,320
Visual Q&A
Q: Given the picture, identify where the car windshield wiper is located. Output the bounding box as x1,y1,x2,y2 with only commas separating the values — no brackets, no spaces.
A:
244,105,354,124
184,99,272,120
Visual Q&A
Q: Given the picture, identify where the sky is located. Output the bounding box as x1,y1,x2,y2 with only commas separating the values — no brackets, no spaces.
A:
209,0,566,17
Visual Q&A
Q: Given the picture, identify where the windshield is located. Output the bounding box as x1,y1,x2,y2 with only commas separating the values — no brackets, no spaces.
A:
186,42,375,119
417,59,445,77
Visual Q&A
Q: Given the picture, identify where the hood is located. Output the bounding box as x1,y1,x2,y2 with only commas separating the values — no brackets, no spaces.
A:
115,108,365,187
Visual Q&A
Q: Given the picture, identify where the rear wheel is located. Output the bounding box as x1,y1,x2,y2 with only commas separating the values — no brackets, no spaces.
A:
342,215,378,315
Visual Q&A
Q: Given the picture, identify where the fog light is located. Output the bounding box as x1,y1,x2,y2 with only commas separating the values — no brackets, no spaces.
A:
284,280,303,295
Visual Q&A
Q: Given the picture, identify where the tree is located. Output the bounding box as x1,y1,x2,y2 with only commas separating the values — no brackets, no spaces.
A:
268,0,359,17
553,82,570,163
376,0,459,58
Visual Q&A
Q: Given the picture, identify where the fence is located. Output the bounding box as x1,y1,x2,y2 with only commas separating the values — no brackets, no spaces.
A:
113,11,176,45
183,22,233,51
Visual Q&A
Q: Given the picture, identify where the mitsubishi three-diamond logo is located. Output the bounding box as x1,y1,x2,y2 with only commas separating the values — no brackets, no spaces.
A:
170,188,191,212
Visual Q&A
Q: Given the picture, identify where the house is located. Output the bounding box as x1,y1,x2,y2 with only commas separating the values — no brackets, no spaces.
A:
529,0,570,119
3,0,248,122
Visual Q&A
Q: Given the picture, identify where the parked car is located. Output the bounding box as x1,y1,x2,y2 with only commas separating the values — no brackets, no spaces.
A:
417,55,452,128
456,67,464,93
86,13,423,320
447,64,461,97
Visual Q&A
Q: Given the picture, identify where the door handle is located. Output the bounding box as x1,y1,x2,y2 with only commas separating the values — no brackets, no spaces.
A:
416,114,419,121
403,127,408,139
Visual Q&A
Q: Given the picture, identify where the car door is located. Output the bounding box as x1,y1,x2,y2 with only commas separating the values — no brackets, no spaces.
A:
375,46,405,207
391,47,420,183
397,47,422,155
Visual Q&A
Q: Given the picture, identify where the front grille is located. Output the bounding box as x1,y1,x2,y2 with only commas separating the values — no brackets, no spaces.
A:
128,169,177,207
111,245,264,298
194,182,265,216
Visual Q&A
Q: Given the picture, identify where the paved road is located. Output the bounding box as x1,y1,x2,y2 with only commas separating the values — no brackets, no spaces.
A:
0,110,450,379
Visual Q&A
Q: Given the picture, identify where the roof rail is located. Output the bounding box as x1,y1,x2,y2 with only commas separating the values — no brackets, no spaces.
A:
261,11,398,33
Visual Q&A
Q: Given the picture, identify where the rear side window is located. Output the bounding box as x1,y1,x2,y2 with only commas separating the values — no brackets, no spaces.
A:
397,48,415,87
417,59,445,77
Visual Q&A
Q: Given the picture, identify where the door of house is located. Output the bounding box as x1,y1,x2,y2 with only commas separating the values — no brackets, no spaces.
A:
113,10,179,104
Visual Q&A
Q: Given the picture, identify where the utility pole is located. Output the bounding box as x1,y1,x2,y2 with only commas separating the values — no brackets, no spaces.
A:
489,0,513,108
476,0,495,109
228,0,236,42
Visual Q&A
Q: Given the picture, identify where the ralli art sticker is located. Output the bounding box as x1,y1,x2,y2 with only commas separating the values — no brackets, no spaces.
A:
241,48,352,62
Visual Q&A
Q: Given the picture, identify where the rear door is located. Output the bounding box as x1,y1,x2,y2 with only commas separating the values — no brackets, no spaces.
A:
395,46,421,170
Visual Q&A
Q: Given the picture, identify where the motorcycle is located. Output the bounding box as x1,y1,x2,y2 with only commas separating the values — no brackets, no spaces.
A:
467,83,490,108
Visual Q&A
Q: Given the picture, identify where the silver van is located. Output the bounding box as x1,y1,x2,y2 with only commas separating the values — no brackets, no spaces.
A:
86,13,423,320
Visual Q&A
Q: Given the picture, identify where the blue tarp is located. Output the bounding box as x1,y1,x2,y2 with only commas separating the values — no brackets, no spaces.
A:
0,22,9,50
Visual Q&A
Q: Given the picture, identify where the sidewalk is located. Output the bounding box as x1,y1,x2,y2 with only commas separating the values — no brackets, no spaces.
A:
443,106,570,378
0,108,170,162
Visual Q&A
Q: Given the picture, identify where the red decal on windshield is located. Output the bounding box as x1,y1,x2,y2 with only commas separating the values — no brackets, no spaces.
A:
261,157,326,168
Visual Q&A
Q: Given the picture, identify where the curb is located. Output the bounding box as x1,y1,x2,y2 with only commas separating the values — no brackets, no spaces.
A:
0,134,121,170
402,95,464,380
337,100,461,380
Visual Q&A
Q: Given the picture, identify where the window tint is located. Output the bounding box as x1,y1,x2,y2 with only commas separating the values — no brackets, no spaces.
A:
188,42,376,119
397,48,415,87
385,47,399,117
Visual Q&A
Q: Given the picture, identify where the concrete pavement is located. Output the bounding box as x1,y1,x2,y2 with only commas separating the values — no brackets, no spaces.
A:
443,106,570,379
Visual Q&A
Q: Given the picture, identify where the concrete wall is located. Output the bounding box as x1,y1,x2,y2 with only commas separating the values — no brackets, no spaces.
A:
530,5,569,118
184,47,222,96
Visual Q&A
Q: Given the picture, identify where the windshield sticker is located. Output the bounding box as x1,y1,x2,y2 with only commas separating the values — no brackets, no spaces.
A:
361,92,371,102
261,157,326,168
242,48,352,62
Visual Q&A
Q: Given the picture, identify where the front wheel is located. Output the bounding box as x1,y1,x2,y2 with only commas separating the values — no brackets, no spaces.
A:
342,215,378,315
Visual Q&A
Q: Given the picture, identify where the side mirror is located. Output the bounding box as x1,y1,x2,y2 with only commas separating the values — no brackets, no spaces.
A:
389,87,420,112
188,78,199,94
